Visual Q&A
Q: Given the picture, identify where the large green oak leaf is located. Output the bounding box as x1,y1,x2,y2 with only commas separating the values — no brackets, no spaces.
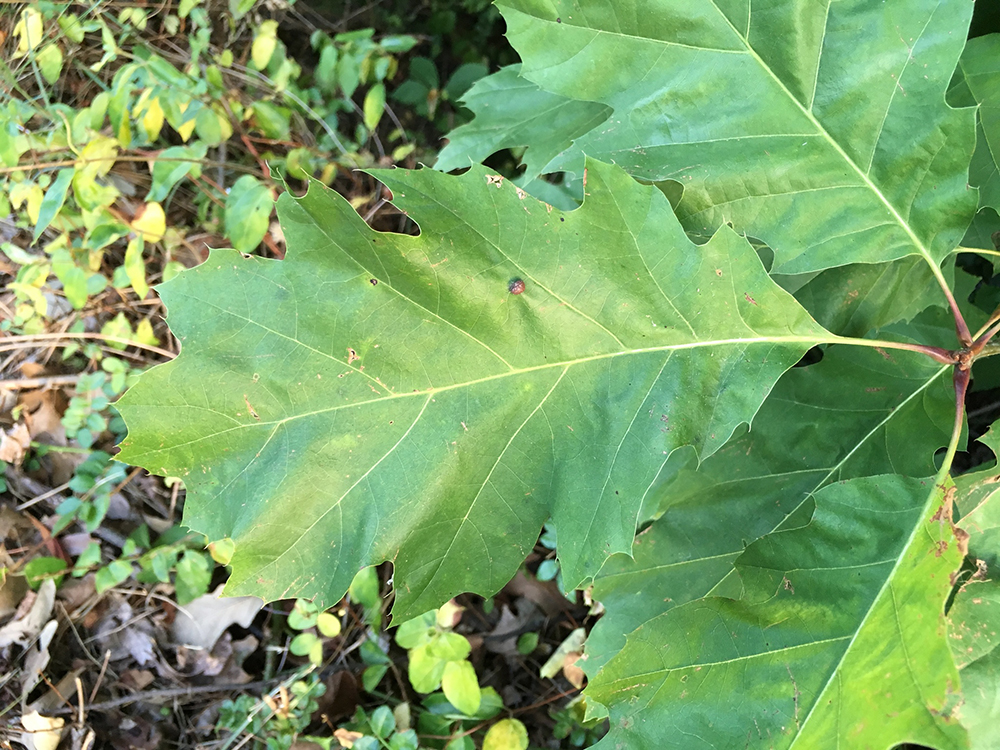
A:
117,160,833,617
585,338,954,676
588,475,968,749
495,0,978,275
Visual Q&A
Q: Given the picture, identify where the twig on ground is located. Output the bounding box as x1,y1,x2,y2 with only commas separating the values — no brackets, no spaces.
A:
0,333,175,359
47,679,277,716
0,374,81,390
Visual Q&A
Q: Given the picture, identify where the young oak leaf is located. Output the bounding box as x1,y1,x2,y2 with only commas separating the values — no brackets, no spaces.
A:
117,158,833,618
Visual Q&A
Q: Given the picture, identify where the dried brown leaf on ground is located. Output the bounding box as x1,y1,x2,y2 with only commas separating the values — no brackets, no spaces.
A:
20,619,58,701
171,584,263,650
0,579,56,649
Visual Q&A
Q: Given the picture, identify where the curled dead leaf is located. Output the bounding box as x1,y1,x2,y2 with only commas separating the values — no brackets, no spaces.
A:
19,711,64,750
333,728,364,748
0,423,31,465
562,652,586,689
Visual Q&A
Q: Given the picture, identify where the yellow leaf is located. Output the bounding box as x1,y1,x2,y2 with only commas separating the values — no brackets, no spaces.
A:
76,135,118,178
175,101,196,141
482,719,529,750
124,236,149,298
214,104,233,142
251,21,279,70
36,43,64,84
208,538,235,565
141,96,164,141
316,611,341,638
117,115,131,145
333,728,363,748
132,202,166,243
134,318,160,347
13,8,43,58
436,599,464,629
9,182,44,225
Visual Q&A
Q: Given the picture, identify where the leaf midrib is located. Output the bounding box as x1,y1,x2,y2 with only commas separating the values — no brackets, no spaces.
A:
789,481,944,746
184,330,826,430
128,331,831,466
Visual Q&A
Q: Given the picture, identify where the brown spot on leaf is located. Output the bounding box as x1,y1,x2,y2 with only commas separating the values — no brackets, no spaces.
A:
955,526,970,557
243,395,260,420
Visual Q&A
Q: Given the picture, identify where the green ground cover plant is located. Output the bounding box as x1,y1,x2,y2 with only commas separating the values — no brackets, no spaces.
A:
3,3,568,748
95,1,1000,747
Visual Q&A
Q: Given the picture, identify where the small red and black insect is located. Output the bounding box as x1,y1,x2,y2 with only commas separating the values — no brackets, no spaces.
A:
508,278,526,295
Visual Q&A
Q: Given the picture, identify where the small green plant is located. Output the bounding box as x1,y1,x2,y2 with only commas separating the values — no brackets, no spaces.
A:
59,359,138,448
22,522,214,598
216,671,326,750
414,688,505,747
395,602,482,717
392,57,486,129
287,598,343,665
327,704,421,750
549,697,606,748
133,524,214,602
50,449,126,534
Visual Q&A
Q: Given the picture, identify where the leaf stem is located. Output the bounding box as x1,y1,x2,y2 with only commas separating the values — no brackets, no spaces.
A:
928,261,973,346
973,305,1000,341
938,367,969,483
954,245,1000,258
829,336,957,366
978,318,1000,345
977,342,1000,359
